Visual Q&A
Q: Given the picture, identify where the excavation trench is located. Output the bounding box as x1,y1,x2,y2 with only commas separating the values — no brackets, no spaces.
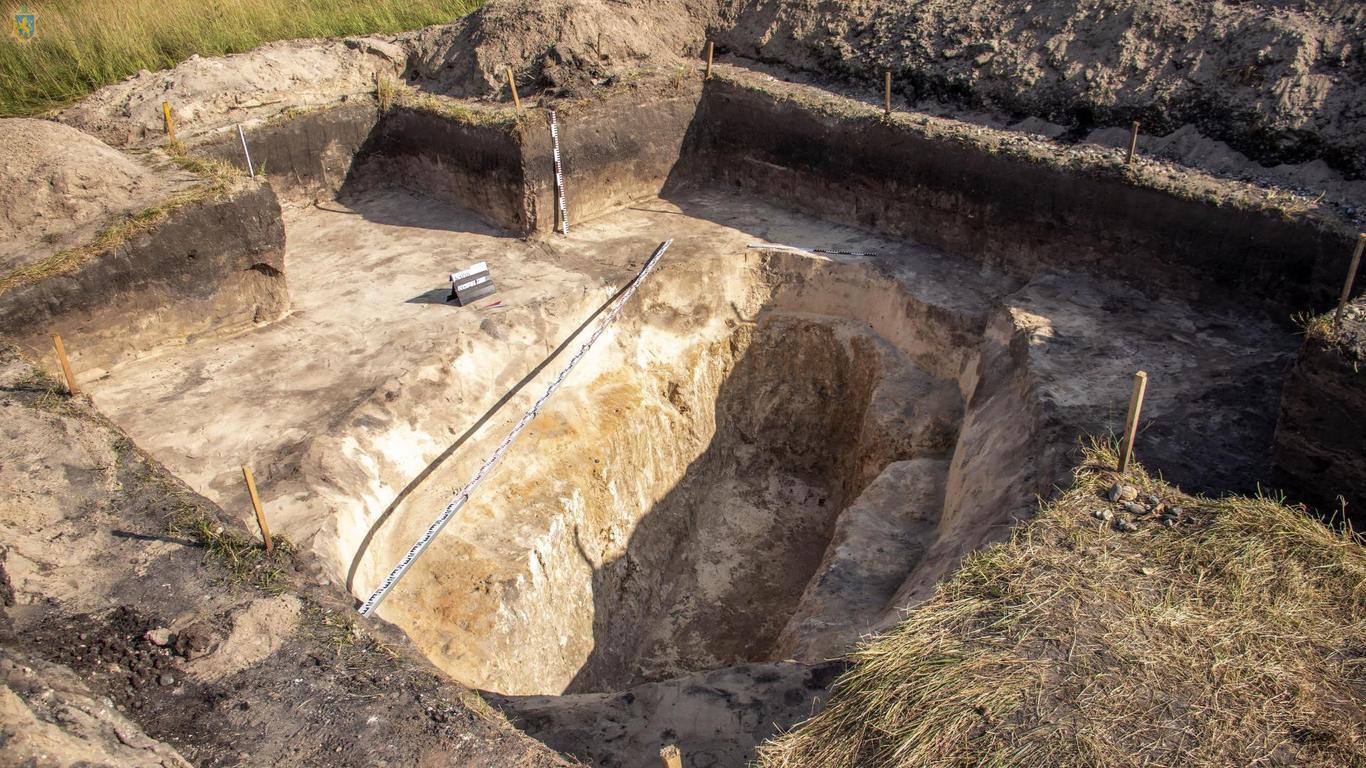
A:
356,250,976,696
62,65,1315,766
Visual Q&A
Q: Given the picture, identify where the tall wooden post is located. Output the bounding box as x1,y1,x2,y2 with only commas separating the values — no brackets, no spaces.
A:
51,335,79,396
705,41,714,80
1125,121,1140,164
1118,371,1148,474
884,69,892,116
1333,233,1366,326
242,465,273,552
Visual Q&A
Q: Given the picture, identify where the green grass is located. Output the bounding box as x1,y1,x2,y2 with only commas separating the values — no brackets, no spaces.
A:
757,442,1366,767
0,0,484,118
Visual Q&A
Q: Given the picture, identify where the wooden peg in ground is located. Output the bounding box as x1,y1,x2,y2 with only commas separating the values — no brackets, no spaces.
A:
1333,233,1365,327
659,745,682,768
705,41,714,80
162,101,176,141
51,334,79,396
1118,370,1148,474
241,465,273,552
1125,121,1140,164
506,66,521,110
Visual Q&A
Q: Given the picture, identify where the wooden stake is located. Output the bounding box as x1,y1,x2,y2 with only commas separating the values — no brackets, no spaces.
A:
162,101,176,142
884,69,892,116
51,334,79,396
705,41,714,81
242,465,273,553
1118,370,1148,474
1333,233,1366,327
659,745,682,768
1125,121,1140,164
506,66,521,110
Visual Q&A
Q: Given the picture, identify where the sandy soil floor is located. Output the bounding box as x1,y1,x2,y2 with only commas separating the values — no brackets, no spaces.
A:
83,185,948,572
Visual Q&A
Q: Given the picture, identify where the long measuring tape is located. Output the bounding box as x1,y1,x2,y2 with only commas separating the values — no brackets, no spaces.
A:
550,110,569,235
357,240,673,617
747,243,880,258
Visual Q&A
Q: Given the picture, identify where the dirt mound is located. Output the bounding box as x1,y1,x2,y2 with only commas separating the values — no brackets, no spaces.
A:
0,119,172,266
403,0,715,97
715,0,1366,176
57,37,405,149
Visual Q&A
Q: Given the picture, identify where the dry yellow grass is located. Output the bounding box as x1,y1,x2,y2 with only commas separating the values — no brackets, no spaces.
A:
0,0,482,117
757,441,1366,767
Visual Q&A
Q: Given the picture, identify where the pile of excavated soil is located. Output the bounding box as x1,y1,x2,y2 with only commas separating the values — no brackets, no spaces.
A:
57,37,405,148
402,0,714,97
715,0,1366,176
0,119,189,269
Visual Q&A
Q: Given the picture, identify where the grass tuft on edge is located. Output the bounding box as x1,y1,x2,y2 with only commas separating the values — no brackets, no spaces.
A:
756,441,1366,768
0,0,484,118
0,145,245,298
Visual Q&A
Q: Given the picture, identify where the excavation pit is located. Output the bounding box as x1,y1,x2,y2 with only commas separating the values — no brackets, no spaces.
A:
54,66,1325,765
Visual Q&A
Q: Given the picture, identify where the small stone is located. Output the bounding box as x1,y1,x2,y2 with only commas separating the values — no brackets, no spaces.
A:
1115,519,1139,532
157,673,175,687
144,628,172,647
1122,501,1147,516
1160,516,1178,527
1091,508,1114,522
1118,485,1139,502
1168,506,1185,518
1105,482,1123,502
1144,494,1161,507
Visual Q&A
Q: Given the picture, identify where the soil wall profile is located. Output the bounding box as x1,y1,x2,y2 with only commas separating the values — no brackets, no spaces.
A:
0,183,288,375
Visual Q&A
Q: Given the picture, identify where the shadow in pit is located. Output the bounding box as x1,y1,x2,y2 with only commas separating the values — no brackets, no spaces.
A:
344,277,635,596
496,318,899,767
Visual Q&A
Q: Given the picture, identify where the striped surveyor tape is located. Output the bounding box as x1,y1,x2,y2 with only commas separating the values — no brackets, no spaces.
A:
550,110,569,236
357,239,673,617
746,243,880,257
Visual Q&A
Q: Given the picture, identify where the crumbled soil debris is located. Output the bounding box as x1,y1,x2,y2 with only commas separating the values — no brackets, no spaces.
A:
715,0,1366,178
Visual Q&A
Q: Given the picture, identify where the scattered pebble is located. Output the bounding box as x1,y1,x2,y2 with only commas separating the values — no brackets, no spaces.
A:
144,628,172,647
1122,501,1147,516
157,673,175,687
1091,508,1114,522
1115,519,1139,532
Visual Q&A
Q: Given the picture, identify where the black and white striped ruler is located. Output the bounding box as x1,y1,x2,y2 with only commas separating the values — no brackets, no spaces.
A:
746,243,880,257
550,110,569,235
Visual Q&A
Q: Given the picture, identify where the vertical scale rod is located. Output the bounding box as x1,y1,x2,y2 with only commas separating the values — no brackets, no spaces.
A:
550,110,569,236
705,41,714,80
1118,371,1149,474
506,66,521,110
1333,233,1366,327
236,124,255,179
1125,121,1140,164
242,465,273,553
51,335,79,396
884,69,892,116
162,101,176,142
